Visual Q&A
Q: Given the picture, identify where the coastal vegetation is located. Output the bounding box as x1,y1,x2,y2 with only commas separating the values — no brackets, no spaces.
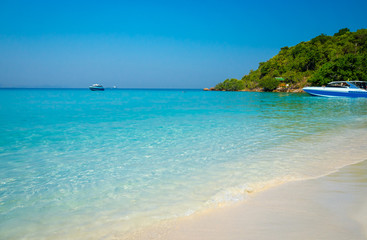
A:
214,28,367,91
213,78,245,91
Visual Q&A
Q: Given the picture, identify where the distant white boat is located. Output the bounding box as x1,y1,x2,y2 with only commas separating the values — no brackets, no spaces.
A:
89,84,104,91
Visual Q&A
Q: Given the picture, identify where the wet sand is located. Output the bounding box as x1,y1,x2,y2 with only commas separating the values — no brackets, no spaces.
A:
130,160,367,240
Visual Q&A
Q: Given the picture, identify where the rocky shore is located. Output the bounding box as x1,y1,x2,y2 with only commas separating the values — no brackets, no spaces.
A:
203,87,305,93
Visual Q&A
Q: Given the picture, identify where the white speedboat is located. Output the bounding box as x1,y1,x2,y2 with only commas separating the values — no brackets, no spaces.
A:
303,81,367,98
89,84,104,91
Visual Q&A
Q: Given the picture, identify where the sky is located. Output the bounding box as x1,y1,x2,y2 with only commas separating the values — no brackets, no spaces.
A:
0,0,366,88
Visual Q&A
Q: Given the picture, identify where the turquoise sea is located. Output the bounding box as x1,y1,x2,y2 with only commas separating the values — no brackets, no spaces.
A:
1,89,367,239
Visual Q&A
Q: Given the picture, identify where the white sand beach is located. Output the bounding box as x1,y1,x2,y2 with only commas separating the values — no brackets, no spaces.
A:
129,160,367,240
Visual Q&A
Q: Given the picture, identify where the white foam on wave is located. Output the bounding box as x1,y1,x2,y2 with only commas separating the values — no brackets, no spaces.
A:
203,124,367,211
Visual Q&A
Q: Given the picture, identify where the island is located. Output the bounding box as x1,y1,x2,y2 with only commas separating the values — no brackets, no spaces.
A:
207,28,367,92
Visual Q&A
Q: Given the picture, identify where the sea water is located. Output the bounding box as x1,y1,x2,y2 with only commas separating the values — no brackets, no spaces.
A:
1,89,367,239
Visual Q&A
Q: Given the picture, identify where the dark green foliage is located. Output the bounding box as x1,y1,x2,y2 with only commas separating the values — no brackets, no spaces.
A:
334,28,350,37
259,77,279,91
311,34,332,44
214,78,245,91
310,54,367,86
214,28,367,90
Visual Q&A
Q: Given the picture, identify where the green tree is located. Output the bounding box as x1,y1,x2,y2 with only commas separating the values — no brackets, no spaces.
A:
334,28,350,37
311,34,331,44
310,54,367,85
214,78,245,91
259,77,279,91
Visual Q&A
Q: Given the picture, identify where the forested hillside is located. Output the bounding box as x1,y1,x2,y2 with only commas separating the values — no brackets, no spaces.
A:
214,28,367,91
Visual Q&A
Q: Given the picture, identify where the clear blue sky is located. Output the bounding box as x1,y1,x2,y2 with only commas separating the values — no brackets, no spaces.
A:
0,0,366,88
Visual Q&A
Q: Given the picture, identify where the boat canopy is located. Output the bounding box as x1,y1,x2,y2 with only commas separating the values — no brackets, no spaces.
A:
351,81,367,90
326,81,367,90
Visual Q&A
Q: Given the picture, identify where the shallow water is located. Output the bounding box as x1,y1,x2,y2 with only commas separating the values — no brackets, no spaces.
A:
154,160,367,240
1,89,367,239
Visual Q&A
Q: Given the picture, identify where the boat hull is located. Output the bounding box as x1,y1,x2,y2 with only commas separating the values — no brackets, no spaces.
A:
303,87,367,98
89,87,104,91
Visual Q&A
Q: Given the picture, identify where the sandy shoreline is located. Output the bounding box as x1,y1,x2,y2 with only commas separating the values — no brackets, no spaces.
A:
127,160,367,240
